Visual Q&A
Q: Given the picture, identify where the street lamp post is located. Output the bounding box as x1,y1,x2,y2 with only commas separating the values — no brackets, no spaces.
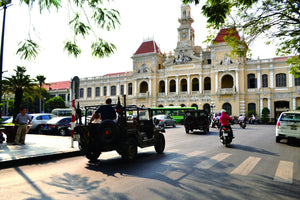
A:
0,0,12,118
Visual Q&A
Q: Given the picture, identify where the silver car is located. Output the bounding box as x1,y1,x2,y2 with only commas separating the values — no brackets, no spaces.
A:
276,111,300,143
28,113,55,133
153,114,176,128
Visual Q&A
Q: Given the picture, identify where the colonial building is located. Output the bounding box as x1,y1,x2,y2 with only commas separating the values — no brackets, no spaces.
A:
71,4,299,121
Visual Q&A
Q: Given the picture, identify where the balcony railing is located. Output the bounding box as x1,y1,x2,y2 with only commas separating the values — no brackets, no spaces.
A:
220,88,235,94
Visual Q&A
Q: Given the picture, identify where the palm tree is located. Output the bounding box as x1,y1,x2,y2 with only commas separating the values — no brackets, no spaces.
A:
2,66,37,121
36,75,47,113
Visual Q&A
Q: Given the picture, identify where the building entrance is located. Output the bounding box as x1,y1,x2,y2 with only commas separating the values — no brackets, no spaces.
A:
274,101,289,122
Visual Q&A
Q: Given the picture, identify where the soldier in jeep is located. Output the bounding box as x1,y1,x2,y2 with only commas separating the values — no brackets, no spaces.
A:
90,97,116,123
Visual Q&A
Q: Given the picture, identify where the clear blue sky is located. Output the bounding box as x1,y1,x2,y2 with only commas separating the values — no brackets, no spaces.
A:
0,0,277,83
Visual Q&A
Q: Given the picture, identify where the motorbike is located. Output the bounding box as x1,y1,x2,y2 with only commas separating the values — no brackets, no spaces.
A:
239,120,246,129
220,126,233,147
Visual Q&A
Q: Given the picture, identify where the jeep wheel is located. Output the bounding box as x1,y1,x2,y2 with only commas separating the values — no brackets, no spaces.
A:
185,127,189,134
122,138,137,161
154,133,165,153
59,128,67,136
86,151,101,161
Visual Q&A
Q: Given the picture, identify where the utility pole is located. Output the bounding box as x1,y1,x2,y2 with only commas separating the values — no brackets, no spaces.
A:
0,0,12,118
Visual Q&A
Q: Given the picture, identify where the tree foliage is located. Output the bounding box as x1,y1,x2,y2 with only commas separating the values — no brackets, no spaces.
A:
17,0,120,60
44,96,66,112
2,66,37,121
183,0,300,76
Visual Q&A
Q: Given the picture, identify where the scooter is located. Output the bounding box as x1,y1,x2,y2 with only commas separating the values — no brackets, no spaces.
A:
220,126,233,147
239,120,246,129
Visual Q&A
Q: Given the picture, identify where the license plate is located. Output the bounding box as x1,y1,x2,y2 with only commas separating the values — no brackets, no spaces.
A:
223,133,228,136
291,127,297,130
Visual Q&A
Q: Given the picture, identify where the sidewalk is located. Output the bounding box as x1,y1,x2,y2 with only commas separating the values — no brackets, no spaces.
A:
0,134,81,169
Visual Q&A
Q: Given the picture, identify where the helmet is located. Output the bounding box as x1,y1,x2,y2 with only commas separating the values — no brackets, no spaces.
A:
221,109,226,113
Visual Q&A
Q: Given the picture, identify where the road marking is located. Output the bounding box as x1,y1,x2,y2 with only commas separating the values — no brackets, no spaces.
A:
195,153,232,169
274,161,293,184
162,151,206,166
231,156,261,176
186,151,206,157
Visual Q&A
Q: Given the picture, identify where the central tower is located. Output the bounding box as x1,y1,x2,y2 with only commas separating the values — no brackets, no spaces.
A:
175,4,195,57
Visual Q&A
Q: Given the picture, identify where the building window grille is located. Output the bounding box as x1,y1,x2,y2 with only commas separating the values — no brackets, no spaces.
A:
120,85,124,95
276,73,286,87
248,103,256,113
181,79,187,92
103,86,107,96
79,88,84,98
95,87,100,97
247,74,257,88
204,77,211,90
170,80,176,92
111,86,116,96
192,78,199,91
128,83,132,95
295,73,300,86
159,81,165,93
87,88,91,98
262,74,268,88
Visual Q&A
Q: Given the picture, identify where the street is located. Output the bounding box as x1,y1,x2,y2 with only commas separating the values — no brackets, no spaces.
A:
0,124,300,200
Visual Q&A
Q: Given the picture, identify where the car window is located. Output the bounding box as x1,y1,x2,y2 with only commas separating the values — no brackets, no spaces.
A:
42,115,51,120
280,113,300,122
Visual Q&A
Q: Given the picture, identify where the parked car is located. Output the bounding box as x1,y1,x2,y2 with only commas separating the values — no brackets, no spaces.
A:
276,111,300,143
28,113,55,133
1,116,12,124
153,114,176,128
40,116,72,136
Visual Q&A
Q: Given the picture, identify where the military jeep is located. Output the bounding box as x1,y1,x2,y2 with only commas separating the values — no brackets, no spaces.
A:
74,96,165,162
183,110,210,134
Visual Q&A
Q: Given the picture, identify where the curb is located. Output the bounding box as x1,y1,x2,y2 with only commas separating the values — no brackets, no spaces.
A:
0,150,81,169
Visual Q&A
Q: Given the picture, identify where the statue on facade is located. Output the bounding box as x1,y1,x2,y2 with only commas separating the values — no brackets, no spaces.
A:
173,50,192,64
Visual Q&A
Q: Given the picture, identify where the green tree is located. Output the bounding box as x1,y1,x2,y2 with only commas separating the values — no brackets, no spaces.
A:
36,75,47,113
44,96,66,113
2,66,37,121
17,0,120,60
183,0,300,76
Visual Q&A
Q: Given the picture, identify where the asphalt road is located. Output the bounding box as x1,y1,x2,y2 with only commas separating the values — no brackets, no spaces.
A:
0,124,300,200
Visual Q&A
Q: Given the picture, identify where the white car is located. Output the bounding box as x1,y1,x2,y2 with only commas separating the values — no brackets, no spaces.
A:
29,113,55,133
276,111,300,143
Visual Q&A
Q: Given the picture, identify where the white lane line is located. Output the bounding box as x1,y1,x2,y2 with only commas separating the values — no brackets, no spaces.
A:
195,153,232,169
162,151,206,165
274,161,293,184
230,156,261,176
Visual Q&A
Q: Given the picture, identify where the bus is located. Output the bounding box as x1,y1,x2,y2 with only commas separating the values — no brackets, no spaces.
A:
51,108,73,117
151,107,197,124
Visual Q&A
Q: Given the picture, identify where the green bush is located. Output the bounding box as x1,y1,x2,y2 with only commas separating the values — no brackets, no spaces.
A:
261,107,270,123
296,106,300,110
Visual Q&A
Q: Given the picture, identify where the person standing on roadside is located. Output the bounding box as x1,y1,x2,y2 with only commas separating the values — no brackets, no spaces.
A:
14,108,31,145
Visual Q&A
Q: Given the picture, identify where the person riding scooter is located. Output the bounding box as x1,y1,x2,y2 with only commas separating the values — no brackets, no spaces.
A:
219,109,234,138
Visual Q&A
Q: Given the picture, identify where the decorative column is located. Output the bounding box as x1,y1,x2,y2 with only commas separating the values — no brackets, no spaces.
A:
176,75,179,95
165,77,168,96
199,74,202,94
134,79,137,96
235,71,239,93
187,75,190,94
293,97,296,110
260,98,263,118
149,78,152,96
270,64,274,88
215,73,218,93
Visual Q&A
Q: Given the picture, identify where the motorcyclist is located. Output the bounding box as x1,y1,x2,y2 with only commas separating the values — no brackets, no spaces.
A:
238,114,246,124
219,109,234,138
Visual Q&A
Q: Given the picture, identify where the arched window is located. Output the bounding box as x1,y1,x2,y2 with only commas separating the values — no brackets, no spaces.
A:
170,80,176,92
158,105,164,107
203,103,211,114
159,80,165,93
204,77,211,90
221,75,234,88
180,104,186,107
192,78,199,91
222,103,232,116
276,73,286,87
140,81,148,93
247,74,257,88
120,85,124,95
181,79,187,91
111,86,116,96
191,104,198,109
262,74,268,88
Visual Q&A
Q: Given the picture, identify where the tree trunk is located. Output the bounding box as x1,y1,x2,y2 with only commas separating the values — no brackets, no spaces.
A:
13,88,23,122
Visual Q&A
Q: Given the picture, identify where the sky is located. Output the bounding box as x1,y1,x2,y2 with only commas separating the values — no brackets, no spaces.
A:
0,0,278,83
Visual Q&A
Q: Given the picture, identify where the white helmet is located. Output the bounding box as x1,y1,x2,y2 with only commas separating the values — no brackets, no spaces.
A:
221,109,226,113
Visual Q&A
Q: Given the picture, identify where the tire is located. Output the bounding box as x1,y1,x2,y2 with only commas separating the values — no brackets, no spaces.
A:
121,138,137,161
86,150,101,161
98,120,119,145
36,125,42,134
276,136,281,143
185,127,189,134
173,122,176,128
59,128,67,136
154,133,165,153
